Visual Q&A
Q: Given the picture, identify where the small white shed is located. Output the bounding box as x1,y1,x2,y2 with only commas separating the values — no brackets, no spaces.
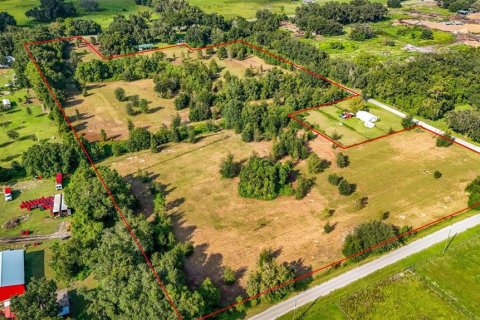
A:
356,111,379,123
2,99,11,109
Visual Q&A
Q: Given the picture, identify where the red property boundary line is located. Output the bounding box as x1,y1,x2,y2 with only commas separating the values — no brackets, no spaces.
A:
23,36,480,320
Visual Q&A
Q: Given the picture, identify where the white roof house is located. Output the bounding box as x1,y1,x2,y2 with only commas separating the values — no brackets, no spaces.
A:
0,250,25,288
356,111,378,123
356,111,379,128
2,99,11,109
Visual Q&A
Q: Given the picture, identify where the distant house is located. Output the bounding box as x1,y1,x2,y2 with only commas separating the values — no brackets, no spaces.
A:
138,43,154,51
356,110,379,128
0,250,25,319
0,56,15,69
2,99,11,110
52,194,71,217
303,0,315,3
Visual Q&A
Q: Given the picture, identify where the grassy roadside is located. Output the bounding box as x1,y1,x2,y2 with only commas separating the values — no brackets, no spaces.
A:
276,220,480,319
245,206,480,318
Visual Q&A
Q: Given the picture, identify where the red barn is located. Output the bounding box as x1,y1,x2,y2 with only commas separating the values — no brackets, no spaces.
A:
0,250,25,318
55,173,63,191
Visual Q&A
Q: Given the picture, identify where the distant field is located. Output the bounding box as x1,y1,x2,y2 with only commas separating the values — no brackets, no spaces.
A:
187,0,299,18
279,226,480,319
0,69,59,167
0,0,153,28
299,19,455,62
302,100,404,146
102,127,480,301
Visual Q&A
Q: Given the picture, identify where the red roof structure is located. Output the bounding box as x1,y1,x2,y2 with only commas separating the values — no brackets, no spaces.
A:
3,188,11,195
0,250,25,303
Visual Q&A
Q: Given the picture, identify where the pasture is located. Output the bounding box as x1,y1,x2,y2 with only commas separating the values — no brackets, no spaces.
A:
278,225,480,319
302,100,404,146
0,69,59,167
102,126,480,299
299,19,455,62
0,0,154,28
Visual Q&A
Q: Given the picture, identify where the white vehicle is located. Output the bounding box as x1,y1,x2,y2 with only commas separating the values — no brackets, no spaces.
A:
4,187,12,201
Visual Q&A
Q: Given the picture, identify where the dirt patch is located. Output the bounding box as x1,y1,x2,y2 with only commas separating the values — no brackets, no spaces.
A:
401,19,480,34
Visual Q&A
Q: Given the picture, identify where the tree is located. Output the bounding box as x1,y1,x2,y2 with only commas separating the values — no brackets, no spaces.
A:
350,25,376,41
434,170,442,179
401,114,415,129
219,153,240,178
295,175,314,200
307,153,330,174
420,28,434,40
246,249,295,305
223,267,236,285
238,155,292,200
22,142,79,177
198,277,220,313
465,176,480,207
114,87,126,101
80,0,100,11
174,93,190,110
139,98,149,113
387,0,402,7
127,127,151,152
6,129,19,140
336,152,350,168
10,278,59,320
324,221,334,233
25,0,76,22
436,132,453,147
338,179,355,196
342,221,402,261
328,173,342,186
217,46,228,59
0,12,16,32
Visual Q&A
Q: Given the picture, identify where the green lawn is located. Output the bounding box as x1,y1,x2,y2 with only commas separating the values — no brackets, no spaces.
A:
303,101,404,146
302,18,455,62
0,70,59,168
0,0,154,28
0,179,68,237
278,225,480,320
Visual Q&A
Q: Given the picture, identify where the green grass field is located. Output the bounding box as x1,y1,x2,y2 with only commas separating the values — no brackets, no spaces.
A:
0,0,154,28
0,69,59,168
302,100,404,146
278,224,480,319
301,19,455,62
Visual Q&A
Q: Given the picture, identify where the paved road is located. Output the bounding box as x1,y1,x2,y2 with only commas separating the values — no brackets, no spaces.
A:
368,98,480,153
250,214,480,319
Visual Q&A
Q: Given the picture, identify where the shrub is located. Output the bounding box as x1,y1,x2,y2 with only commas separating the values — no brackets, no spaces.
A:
223,267,236,285
174,93,190,110
436,133,453,147
295,176,314,200
338,179,355,196
336,152,350,168
434,170,442,179
350,25,376,41
342,221,402,261
307,153,330,174
219,153,240,178
420,28,434,40
387,0,402,8
328,173,343,186
324,221,335,233
401,114,415,129
381,211,390,220
322,208,335,218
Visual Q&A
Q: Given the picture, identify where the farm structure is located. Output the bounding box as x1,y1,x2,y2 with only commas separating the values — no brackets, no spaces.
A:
55,173,63,191
4,188,12,202
0,250,25,319
25,37,476,319
52,194,70,217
